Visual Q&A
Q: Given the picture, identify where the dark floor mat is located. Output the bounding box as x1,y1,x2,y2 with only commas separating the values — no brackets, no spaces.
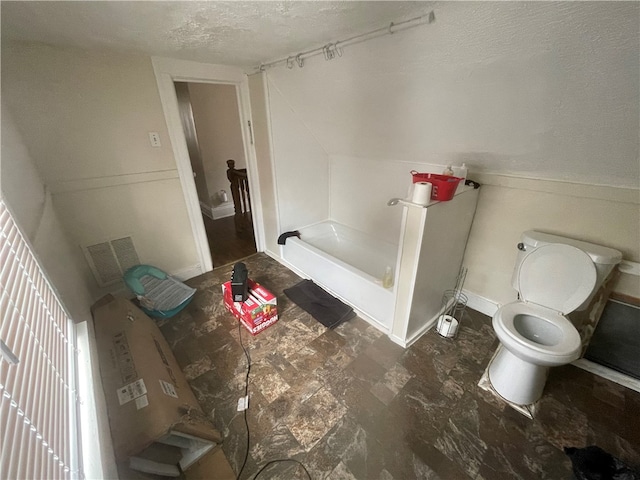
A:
284,279,356,329
584,299,640,380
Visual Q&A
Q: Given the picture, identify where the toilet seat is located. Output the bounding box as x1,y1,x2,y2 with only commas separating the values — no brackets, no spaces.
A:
489,238,606,406
492,302,582,363
492,244,593,366
517,244,596,314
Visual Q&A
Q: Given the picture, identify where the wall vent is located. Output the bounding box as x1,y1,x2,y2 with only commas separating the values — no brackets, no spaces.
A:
84,236,140,287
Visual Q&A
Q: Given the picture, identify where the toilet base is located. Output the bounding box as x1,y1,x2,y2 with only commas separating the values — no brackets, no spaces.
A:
488,345,550,405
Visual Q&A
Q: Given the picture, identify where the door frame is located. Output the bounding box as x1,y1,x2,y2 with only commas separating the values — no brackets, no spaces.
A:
152,56,264,274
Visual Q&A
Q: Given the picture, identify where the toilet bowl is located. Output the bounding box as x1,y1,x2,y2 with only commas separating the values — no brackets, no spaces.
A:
488,241,597,405
490,302,583,405
493,302,582,366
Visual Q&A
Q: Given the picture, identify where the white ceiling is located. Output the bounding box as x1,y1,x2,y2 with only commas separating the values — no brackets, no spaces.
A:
1,1,433,68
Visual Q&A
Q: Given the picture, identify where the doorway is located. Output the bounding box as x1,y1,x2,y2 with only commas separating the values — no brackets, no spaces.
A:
174,81,256,268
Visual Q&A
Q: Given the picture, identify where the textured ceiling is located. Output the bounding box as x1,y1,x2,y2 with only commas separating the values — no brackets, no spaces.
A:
1,1,433,68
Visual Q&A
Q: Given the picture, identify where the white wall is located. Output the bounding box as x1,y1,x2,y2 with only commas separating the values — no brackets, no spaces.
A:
464,176,639,306
266,2,638,187
0,106,117,480
51,178,198,274
262,2,639,303
330,155,446,245
267,76,330,232
0,105,97,318
2,42,200,284
248,73,280,255
0,107,47,240
188,82,246,207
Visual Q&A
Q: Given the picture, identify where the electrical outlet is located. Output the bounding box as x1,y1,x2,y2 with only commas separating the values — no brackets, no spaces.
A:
236,395,249,411
148,132,161,147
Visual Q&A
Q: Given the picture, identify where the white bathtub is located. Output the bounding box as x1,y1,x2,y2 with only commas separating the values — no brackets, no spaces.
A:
281,221,398,331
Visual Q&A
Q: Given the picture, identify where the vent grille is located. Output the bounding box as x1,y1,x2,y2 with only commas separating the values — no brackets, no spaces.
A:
111,237,139,272
84,236,140,287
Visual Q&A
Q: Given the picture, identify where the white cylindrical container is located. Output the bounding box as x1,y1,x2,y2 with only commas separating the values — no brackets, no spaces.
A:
382,266,394,289
411,182,432,206
436,314,459,337
457,163,468,182
453,163,468,192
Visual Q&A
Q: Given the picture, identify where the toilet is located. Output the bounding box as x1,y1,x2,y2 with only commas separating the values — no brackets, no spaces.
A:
488,231,622,406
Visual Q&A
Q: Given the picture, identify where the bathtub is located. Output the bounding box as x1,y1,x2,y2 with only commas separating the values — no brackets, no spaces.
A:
281,221,398,331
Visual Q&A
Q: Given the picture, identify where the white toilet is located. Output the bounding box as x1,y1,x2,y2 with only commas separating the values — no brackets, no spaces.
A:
488,231,622,405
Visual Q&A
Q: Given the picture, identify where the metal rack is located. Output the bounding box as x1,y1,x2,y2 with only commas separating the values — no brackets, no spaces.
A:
436,267,468,338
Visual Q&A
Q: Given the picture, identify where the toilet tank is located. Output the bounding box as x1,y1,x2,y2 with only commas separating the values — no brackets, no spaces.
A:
511,231,623,309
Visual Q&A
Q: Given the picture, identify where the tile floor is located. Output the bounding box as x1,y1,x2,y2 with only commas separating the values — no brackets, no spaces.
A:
159,253,640,479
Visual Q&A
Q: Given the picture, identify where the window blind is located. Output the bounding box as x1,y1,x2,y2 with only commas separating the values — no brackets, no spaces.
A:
0,199,83,479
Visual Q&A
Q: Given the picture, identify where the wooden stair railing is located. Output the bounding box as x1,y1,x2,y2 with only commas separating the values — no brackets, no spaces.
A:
226,159,251,233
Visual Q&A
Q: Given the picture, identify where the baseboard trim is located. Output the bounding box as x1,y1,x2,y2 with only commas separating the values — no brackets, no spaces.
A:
200,201,213,220
618,260,640,277
572,358,640,393
402,317,439,348
200,201,235,220
389,320,438,349
211,203,234,220
463,289,500,317
389,333,408,348
171,264,204,281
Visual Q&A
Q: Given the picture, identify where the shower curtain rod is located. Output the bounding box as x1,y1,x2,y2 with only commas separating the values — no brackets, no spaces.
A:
255,10,435,72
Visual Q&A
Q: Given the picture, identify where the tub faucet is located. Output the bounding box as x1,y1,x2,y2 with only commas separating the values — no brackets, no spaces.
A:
277,231,301,245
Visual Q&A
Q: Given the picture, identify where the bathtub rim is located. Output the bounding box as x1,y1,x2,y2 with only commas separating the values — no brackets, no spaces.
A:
294,220,399,254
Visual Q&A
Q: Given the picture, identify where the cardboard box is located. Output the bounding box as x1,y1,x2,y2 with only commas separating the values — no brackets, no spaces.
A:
92,295,222,474
222,279,278,335
185,447,235,480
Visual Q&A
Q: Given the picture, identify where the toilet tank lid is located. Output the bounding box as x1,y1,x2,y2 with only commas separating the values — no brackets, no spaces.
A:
520,231,622,265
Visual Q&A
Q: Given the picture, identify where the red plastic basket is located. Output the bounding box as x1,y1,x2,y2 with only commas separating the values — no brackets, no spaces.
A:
410,171,462,201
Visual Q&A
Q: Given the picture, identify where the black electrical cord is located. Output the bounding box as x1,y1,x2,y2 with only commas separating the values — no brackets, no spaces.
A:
253,459,312,479
235,321,312,480
236,320,251,480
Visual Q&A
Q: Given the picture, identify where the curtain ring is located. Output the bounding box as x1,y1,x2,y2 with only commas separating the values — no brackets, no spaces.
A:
388,21,395,34
296,54,304,68
329,44,338,59
286,56,294,69
326,44,336,60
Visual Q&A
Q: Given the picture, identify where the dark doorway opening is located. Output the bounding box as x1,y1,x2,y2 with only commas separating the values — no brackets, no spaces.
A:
174,81,257,269
203,215,256,267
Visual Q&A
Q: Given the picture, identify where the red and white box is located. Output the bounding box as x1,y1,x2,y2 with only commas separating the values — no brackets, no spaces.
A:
222,279,278,335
